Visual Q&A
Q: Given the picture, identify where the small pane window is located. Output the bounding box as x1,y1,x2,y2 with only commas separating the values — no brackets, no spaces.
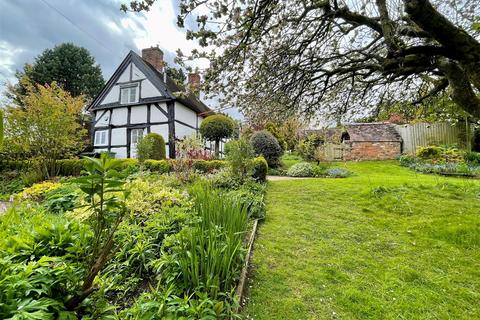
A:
131,128,143,144
94,130,108,146
120,85,138,104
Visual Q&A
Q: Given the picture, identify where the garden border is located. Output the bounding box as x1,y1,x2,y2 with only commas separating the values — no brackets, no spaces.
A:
235,218,259,310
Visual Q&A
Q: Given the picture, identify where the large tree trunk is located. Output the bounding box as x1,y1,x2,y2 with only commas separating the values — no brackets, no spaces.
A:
404,0,480,119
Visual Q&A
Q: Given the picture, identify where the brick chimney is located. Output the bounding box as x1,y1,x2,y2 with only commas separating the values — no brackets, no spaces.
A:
188,72,201,95
142,46,164,73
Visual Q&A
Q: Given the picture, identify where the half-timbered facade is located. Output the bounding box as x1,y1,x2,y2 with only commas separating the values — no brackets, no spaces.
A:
88,47,213,158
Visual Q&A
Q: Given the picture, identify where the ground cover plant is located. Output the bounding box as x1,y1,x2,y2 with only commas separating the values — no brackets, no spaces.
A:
400,146,480,177
245,161,480,319
0,151,266,319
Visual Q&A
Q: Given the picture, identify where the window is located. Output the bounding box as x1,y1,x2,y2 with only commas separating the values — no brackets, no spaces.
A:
131,128,144,144
94,130,108,146
120,85,138,104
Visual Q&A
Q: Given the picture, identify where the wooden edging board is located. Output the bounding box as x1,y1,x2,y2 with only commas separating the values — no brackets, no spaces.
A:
235,218,260,310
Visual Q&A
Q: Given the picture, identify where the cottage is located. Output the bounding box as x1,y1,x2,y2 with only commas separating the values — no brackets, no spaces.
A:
88,46,214,159
342,123,402,160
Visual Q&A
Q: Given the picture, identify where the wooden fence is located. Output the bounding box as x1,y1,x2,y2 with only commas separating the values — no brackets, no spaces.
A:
394,122,472,154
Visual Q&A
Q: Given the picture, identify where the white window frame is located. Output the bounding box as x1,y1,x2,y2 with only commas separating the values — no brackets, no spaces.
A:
120,84,139,104
94,130,109,146
131,128,144,144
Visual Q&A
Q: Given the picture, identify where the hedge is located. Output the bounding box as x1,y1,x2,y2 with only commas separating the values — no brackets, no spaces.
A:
1,158,227,176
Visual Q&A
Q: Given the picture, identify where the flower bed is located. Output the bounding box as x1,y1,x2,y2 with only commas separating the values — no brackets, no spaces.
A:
0,156,266,319
399,147,480,177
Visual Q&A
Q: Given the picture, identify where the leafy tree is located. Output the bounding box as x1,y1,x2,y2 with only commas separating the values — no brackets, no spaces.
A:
166,65,187,85
2,82,87,176
199,114,235,157
250,130,283,167
123,0,480,121
10,43,104,101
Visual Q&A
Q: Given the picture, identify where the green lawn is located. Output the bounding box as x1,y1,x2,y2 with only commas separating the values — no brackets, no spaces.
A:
245,161,480,319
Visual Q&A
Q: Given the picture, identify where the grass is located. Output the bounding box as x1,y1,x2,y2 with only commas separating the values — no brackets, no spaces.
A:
244,161,480,319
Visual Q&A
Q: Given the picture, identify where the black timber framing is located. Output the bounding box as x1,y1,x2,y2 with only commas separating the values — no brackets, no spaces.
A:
167,101,176,158
126,106,132,158
147,104,151,133
175,119,197,130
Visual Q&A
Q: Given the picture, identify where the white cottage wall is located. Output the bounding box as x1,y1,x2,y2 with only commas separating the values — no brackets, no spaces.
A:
111,108,128,126
130,106,148,124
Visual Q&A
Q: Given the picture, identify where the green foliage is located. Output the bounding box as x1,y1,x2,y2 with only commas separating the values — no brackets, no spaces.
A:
67,154,129,309
0,205,92,319
137,133,167,163
43,183,81,215
15,181,61,202
0,171,25,199
296,134,324,161
225,138,255,180
464,151,480,165
224,181,266,219
416,146,442,159
250,130,283,167
0,109,3,146
325,168,351,178
13,43,104,99
192,159,226,173
2,82,87,176
265,122,286,150
147,133,167,159
158,186,248,298
199,114,235,156
144,159,171,173
252,156,268,182
287,162,315,177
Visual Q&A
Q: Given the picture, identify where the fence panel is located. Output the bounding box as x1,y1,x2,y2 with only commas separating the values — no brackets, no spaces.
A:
394,122,467,154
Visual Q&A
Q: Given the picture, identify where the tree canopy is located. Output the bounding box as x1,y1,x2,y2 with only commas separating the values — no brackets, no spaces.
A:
2,82,87,174
200,114,235,156
123,0,480,122
10,43,104,101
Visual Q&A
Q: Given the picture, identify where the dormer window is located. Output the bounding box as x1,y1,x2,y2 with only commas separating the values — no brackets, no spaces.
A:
120,84,139,104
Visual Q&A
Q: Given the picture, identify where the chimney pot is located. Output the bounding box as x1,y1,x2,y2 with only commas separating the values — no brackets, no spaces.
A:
142,46,164,73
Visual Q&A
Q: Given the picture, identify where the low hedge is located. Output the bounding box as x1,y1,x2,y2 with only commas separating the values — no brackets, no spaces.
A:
0,158,227,176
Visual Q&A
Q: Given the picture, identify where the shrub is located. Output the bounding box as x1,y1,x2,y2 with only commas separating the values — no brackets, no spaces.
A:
297,134,324,161
399,154,416,167
16,181,61,202
225,138,255,180
192,159,226,173
137,133,166,162
252,156,268,182
464,151,480,165
250,130,283,167
325,168,351,178
287,162,314,177
199,114,235,157
416,146,442,159
43,183,81,214
57,159,85,176
143,159,171,173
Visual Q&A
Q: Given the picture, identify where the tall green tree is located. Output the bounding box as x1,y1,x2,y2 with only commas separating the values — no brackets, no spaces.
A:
10,43,104,101
123,0,480,121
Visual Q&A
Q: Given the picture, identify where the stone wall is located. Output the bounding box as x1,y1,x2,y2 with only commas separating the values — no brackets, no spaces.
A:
343,141,401,160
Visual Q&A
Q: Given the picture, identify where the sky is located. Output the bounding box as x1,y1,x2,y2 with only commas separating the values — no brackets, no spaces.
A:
0,0,239,117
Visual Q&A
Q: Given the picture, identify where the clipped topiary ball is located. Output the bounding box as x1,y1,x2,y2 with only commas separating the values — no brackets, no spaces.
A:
250,130,283,167
200,114,235,157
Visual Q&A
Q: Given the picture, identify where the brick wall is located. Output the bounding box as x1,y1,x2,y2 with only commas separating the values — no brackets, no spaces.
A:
343,141,401,160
